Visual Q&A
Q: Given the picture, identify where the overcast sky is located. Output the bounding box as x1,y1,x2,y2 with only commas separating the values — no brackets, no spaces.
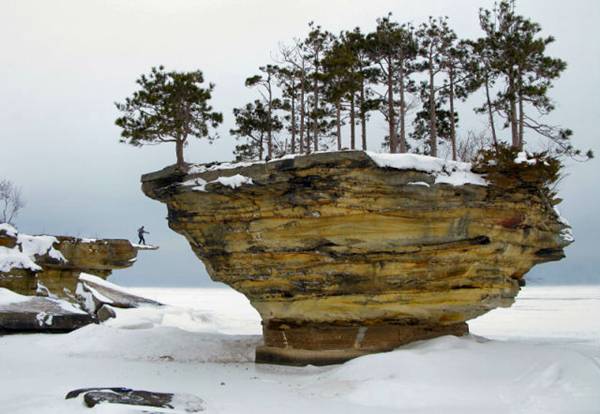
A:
1,0,598,286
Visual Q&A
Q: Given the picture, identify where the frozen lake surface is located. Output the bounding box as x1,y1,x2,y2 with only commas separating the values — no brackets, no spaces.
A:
1,285,599,413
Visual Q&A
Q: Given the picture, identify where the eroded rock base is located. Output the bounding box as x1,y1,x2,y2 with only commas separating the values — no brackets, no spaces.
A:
257,321,469,365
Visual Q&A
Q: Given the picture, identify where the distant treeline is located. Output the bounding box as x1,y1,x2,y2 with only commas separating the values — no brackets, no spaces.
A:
231,0,589,162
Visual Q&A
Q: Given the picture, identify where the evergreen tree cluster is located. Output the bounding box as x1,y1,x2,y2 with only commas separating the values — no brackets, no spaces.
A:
231,1,591,162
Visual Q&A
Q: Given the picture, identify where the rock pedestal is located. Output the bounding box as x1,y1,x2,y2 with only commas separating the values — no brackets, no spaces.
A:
142,151,571,365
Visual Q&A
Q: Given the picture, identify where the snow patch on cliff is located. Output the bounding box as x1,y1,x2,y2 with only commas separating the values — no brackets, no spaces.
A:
0,228,66,273
554,207,574,242
0,223,18,237
366,152,488,187
184,151,487,189
182,174,254,192
214,174,254,188
515,151,538,165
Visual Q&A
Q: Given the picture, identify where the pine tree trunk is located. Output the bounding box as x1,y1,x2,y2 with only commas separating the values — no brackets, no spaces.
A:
259,134,264,160
336,101,342,150
449,70,457,161
175,138,185,169
398,62,407,153
428,55,438,157
267,80,273,159
350,93,356,150
508,74,519,149
485,75,498,152
387,59,397,153
518,81,524,149
313,55,319,153
360,78,367,150
299,75,306,154
291,88,296,154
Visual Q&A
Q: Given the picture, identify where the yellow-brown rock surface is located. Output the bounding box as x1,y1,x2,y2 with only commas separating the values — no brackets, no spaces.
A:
142,151,571,365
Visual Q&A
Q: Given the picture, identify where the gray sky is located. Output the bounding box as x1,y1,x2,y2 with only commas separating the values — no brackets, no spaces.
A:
1,0,598,286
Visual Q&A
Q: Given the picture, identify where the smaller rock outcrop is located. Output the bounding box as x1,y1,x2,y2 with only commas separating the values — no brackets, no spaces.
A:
0,224,139,299
0,224,157,332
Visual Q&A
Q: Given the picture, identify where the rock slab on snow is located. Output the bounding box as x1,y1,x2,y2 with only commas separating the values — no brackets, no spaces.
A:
66,387,205,412
0,294,92,333
80,273,162,309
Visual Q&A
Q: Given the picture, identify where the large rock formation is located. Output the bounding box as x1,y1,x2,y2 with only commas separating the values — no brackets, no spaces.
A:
0,224,157,332
142,151,571,365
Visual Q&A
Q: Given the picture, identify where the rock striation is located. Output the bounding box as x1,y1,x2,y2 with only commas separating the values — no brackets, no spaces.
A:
142,150,572,365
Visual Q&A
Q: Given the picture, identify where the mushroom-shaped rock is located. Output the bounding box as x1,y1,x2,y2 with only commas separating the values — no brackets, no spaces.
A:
142,151,571,365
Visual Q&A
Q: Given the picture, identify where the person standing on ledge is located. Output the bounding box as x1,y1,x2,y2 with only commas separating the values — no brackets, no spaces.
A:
137,226,149,245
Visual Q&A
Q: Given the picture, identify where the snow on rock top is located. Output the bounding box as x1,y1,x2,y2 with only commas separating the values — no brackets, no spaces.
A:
131,244,158,251
0,246,41,273
187,153,299,175
214,174,253,189
515,151,538,165
182,174,254,192
0,287,30,305
0,287,87,317
184,150,487,188
0,228,66,273
80,272,135,295
18,235,66,262
0,223,17,237
366,151,488,187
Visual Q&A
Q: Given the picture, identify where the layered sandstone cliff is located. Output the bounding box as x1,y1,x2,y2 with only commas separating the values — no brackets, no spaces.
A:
142,150,571,365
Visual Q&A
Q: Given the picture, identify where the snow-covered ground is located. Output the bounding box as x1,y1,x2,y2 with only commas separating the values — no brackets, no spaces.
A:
1,285,599,413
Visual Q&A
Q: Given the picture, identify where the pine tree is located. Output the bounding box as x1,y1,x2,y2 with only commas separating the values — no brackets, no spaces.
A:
230,100,283,161
245,65,282,159
321,37,353,150
394,24,419,153
342,28,378,151
115,66,223,169
366,15,400,153
439,39,472,160
467,37,501,152
478,1,590,158
274,65,300,154
411,92,458,156
302,22,333,153
367,15,419,153
278,42,311,154
415,17,456,158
